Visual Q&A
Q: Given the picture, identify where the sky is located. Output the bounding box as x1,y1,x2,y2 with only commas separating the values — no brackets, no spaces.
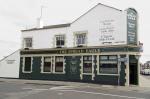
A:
0,0,149,63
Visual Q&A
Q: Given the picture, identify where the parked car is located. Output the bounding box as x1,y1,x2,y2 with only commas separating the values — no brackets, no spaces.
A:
141,69,150,75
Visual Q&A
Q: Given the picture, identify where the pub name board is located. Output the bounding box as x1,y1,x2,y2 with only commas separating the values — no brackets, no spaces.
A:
21,48,101,54
57,48,101,54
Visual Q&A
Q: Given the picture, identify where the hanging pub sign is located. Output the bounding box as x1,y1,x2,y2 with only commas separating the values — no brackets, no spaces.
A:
127,8,137,45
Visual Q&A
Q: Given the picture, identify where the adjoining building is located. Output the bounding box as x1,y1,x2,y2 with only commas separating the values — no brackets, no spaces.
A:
0,50,20,78
140,61,150,75
19,3,141,86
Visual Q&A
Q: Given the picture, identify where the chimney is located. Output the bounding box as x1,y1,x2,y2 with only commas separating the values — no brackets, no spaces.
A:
36,18,43,28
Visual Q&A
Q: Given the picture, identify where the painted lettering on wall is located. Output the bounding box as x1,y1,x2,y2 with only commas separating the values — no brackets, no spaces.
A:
99,20,115,43
6,60,15,64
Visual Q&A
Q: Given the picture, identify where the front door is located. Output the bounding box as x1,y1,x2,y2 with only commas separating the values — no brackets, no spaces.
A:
65,56,81,81
129,63,138,85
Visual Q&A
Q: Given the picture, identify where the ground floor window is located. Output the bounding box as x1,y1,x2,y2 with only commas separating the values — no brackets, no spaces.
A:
43,57,52,73
99,55,118,74
55,56,64,73
83,56,92,73
23,57,32,73
41,56,64,73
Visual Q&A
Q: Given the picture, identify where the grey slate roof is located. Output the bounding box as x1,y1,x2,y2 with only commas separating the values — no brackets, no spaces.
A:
21,23,70,32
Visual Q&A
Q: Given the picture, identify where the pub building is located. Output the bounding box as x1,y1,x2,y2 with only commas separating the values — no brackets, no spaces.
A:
19,3,141,86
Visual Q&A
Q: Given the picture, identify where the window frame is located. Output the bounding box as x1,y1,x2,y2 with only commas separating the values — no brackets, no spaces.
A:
41,56,52,73
98,55,119,76
23,37,33,48
55,34,65,48
82,55,93,75
22,57,32,73
54,56,65,74
74,31,87,47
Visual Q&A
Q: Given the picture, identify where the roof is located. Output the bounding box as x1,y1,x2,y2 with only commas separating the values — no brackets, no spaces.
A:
22,23,70,32
22,3,122,32
0,49,20,62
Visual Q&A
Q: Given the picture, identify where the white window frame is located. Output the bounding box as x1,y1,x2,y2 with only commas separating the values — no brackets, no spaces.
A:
74,31,87,47
40,55,65,74
41,56,53,73
22,57,32,73
23,37,33,48
55,34,65,48
97,55,119,76
54,56,65,74
82,55,93,75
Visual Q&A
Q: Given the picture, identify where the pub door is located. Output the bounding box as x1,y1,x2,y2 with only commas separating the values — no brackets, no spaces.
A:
129,63,138,85
65,56,81,81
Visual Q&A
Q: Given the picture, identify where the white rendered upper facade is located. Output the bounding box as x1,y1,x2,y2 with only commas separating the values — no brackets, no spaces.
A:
21,3,138,49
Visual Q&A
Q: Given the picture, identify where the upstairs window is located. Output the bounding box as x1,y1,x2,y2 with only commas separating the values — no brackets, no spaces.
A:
24,38,32,48
75,33,86,46
55,35,65,47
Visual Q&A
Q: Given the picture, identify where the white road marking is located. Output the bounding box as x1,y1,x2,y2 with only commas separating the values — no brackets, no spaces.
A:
22,86,75,91
57,89,145,99
49,86,75,90
22,88,49,91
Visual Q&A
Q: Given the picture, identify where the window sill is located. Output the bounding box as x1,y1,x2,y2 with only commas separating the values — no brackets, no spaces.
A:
53,72,65,74
40,72,65,74
23,71,32,73
97,73,119,76
40,72,52,74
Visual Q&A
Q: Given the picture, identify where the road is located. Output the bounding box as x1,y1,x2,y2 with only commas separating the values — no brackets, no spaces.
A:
0,81,150,99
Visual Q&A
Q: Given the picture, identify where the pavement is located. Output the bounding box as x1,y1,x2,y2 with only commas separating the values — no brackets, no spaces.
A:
0,77,150,92
139,75,150,87
0,77,150,99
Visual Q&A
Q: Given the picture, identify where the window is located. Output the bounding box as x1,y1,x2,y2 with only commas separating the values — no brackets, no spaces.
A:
55,35,65,47
43,57,52,73
24,57,32,72
99,55,118,74
55,56,64,73
83,56,92,73
24,38,32,48
75,33,86,46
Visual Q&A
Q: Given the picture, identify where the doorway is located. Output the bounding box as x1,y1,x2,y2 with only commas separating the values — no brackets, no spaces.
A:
129,63,138,85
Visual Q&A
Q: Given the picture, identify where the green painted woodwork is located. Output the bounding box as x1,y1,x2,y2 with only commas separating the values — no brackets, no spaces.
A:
20,46,141,55
119,55,126,86
19,54,138,86
94,75,119,85
127,8,137,45
65,56,81,81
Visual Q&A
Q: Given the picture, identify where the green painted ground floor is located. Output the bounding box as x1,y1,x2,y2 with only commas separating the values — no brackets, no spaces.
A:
19,46,141,86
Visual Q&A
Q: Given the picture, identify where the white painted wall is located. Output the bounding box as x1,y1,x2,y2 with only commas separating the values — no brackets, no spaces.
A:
0,50,20,78
71,4,127,46
22,4,127,49
22,27,70,49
